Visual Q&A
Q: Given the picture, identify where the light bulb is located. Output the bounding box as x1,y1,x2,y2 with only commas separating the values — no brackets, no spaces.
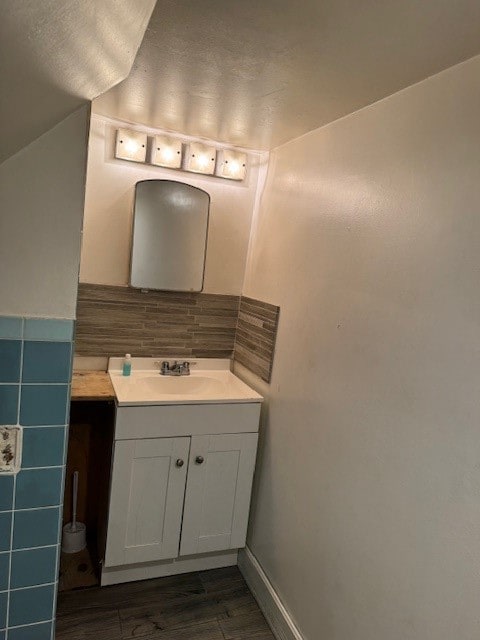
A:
215,149,247,180
125,139,139,154
185,143,216,175
229,160,240,174
151,135,183,168
115,128,147,163
162,147,174,161
198,154,209,168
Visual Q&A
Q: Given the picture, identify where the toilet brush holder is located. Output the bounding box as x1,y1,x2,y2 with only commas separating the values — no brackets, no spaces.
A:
62,521,86,554
62,469,86,553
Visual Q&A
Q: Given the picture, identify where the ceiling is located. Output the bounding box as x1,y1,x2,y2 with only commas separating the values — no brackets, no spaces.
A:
93,0,480,150
0,0,156,164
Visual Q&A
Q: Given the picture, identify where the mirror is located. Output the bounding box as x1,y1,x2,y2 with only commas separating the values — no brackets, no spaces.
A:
130,180,210,292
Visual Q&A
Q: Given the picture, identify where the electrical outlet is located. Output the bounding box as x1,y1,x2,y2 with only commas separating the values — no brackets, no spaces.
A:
0,426,22,473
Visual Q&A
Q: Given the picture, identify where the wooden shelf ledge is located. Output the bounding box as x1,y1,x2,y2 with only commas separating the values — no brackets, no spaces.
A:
71,371,115,402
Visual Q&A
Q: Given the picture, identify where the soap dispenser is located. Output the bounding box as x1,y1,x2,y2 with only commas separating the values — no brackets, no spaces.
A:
122,353,132,376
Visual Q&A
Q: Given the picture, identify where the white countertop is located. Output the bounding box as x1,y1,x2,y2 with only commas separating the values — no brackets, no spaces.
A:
108,357,263,406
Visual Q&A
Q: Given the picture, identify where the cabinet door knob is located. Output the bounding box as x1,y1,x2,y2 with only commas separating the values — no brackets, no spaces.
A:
175,459,184,468
195,455,204,465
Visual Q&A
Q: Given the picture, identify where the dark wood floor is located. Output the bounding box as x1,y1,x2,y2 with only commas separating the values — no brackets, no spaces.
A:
56,566,275,640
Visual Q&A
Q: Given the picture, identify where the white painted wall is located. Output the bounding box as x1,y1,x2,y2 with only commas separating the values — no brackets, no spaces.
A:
80,115,266,294
0,0,155,164
0,106,90,319
241,54,480,640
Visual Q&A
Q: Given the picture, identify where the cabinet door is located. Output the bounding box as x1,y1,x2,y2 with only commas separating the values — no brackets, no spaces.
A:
180,433,258,556
105,437,190,567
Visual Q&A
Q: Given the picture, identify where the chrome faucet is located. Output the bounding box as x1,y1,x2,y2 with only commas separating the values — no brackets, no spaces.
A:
159,360,191,376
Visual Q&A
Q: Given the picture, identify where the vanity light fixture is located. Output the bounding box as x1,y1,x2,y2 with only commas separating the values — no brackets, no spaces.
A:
115,128,147,163
185,142,216,175
216,149,247,181
151,135,183,169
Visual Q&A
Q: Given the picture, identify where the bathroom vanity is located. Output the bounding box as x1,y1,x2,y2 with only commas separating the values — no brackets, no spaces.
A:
98,358,262,585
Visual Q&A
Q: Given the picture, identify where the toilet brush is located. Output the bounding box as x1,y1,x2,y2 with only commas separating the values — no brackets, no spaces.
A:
62,470,87,553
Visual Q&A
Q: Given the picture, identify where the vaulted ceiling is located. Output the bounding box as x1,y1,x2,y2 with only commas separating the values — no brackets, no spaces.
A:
4,1,480,160
0,0,156,163
93,0,480,150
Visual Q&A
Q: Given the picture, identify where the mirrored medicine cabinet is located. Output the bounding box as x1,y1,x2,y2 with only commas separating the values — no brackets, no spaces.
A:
130,179,210,292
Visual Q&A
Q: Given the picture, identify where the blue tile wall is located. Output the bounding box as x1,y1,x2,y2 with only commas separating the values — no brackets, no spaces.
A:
11,547,57,589
15,469,63,510
0,553,9,591
0,316,74,639
0,477,14,512
0,387,19,425
0,592,7,629
9,584,55,627
0,318,23,340
22,427,66,469
24,319,73,342
0,341,21,383
23,342,72,384
8,622,53,640
20,385,69,426
12,508,60,551
0,514,12,552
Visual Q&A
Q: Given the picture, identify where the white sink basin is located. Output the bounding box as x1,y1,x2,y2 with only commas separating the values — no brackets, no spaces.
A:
139,375,225,396
108,357,263,406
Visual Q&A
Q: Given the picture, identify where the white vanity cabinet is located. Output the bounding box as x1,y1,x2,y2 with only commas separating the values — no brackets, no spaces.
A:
104,402,261,579
180,433,259,556
105,437,190,567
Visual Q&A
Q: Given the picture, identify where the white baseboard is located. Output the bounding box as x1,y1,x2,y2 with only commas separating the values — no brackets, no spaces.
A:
238,547,304,640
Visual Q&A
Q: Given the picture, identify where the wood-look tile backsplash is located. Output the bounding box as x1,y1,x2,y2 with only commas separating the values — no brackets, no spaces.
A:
75,284,279,381
233,296,280,382
75,284,239,358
